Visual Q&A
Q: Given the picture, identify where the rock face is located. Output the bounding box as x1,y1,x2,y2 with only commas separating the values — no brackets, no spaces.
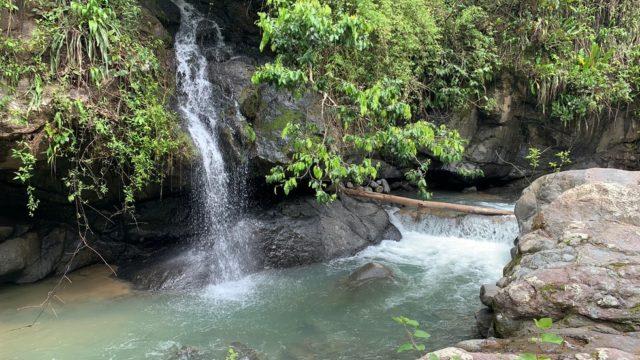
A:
255,195,401,268
462,169,640,358
433,75,640,187
494,169,640,335
0,193,195,284
119,195,400,289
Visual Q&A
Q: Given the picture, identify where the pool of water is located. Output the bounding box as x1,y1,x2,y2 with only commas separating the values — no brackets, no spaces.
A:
0,203,517,360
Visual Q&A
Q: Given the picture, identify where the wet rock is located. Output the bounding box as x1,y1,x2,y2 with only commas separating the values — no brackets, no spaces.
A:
196,19,230,61
0,232,39,280
0,225,13,241
166,345,204,360
230,342,267,360
475,308,494,338
256,195,401,268
237,83,325,179
139,0,181,33
480,284,498,307
380,179,391,194
346,262,394,288
15,227,67,283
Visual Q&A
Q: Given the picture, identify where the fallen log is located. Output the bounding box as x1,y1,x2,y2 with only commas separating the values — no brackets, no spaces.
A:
341,188,514,216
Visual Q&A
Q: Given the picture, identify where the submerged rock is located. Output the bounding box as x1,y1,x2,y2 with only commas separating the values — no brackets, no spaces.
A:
345,262,394,288
165,345,204,360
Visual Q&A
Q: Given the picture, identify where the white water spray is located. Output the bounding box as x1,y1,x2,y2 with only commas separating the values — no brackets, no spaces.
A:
173,0,248,282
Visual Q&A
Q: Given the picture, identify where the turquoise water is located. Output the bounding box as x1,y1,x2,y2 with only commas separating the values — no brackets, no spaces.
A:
0,206,516,360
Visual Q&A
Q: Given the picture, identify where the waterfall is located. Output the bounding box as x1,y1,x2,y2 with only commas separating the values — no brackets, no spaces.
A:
389,210,518,243
173,0,249,283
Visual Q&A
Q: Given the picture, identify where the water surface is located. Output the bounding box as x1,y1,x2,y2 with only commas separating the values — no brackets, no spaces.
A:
0,201,517,360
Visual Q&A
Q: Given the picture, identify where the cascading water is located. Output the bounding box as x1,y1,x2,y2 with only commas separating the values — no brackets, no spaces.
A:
172,0,249,283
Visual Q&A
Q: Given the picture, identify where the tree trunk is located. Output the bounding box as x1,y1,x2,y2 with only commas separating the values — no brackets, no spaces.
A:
341,188,513,216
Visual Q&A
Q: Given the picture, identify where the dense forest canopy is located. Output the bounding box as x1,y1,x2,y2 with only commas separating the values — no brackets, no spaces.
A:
2,0,640,208
254,0,640,200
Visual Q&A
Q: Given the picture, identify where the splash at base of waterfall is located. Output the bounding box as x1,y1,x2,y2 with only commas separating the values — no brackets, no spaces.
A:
172,0,251,284
0,196,518,360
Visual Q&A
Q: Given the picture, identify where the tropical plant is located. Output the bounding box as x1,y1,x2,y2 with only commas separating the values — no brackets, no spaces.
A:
6,0,186,218
393,316,432,354
517,317,564,360
254,0,471,201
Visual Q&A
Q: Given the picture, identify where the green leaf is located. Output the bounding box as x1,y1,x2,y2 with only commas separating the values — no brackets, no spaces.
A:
405,318,419,328
540,332,563,345
533,317,553,330
517,354,537,360
413,329,431,339
312,166,323,179
396,342,413,353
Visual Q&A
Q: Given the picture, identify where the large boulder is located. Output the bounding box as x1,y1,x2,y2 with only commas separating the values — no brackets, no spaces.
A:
491,170,640,336
255,195,401,268
463,169,640,358
514,168,640,233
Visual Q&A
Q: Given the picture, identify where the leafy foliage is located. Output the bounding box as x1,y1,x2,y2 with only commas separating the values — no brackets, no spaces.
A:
392,316,431,354
257,0,640,196
11,142,40,216
474,0,640,124
254,0,476,200
518,317,564,360
526,147,572,174
3,0,186,216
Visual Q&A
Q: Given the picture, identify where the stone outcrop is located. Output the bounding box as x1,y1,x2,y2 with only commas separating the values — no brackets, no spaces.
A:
255,195,401,268
436,169,640,359
0,0,194,285
0,193,195,284
492,169,640,337
434,75,640,187
119,194,400,289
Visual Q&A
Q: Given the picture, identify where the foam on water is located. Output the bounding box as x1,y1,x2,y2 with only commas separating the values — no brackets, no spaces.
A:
172,0,253,284
0,202,519,359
